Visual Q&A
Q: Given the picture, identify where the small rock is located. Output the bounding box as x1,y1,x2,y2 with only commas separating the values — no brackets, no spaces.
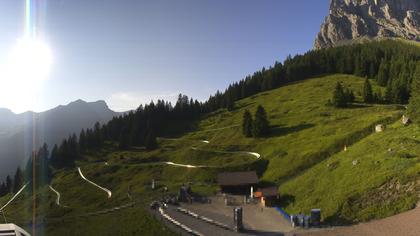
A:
402,115,411,126
352,160,359,166
375,124,385,133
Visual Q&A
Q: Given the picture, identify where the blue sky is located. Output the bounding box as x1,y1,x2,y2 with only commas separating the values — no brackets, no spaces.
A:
0,0,329,113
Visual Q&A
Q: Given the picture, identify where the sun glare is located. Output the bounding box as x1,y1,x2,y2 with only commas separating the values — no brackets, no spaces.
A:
0,38,52,113
6,38,52,83
0,0,53,113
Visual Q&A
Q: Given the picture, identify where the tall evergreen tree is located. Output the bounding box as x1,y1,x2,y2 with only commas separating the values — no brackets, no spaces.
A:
226,96,234,111
119,127,130,149
5,175,12,193
377,60,389,86
93,122,103,147
50,144,59,168
252,105,270,137
79,129,87,153
408,64,420,123
36,143,51,187
0,182,6,196
145,130,158,150
363,78,374,103
242,110,253,137
332,82,347,107
13,167,24,193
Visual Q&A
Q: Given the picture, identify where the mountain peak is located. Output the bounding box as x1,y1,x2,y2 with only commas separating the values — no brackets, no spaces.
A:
315,0,420,49
66,99,108,109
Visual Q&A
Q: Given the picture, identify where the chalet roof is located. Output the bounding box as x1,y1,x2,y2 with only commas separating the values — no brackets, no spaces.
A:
217,171,258,186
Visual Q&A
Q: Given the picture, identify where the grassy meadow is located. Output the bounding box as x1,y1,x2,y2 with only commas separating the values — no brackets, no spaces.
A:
1,74,419,234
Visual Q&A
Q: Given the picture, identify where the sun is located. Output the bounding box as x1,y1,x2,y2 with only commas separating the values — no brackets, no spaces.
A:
0,38,53,112
6,38,52,84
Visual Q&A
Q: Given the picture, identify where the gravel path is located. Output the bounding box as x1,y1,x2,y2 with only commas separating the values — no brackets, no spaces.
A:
0,182,28,211
48,185,69,207
77,167,112,198
290,207,420,236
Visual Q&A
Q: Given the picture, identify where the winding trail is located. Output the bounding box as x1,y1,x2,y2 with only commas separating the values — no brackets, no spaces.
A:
155,130,262,170
164,161,211,169
77,167,112,199
49,185,69,207
0,182,29,211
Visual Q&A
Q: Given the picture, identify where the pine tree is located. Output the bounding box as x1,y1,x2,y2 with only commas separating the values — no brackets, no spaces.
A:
145,130,158,150
13,167,24,193
94,122,103,147
385,79,393,103
79,129,86,153
363,78,374,103
35,143,51,187
369,63,376,79
5,175,12,193
252,105,270,137
50,144,59,168
226,95,234,111
377,60,389,86
242,110,253,137
408,64,420,123
119,127,130,149
0,182,6,196
332,82,347,107
344,88,355,103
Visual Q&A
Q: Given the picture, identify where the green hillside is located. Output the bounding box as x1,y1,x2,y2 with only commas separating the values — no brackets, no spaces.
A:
1,74,417,235
188,74,403,182
281,121,420,224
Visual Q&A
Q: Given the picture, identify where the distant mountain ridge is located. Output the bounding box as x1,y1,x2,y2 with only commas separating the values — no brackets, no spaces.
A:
0,99,122,180
315,0,420,49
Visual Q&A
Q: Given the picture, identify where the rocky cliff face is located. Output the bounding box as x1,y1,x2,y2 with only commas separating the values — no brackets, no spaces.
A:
315,0,420,49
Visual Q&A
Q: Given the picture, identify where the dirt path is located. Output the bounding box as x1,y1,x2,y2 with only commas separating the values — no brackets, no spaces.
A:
164,161,212,168
0,182,28,211
292,207,420,236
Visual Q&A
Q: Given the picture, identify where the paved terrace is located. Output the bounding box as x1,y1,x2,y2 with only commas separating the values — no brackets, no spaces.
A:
178,195,293,235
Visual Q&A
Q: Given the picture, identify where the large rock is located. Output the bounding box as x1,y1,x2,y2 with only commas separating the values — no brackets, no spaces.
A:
315,0,420,49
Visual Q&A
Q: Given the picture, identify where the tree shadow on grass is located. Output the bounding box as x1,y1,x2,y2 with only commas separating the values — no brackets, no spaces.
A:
269,123,315,137
345,103,374,109
323,212,355,226
277,194,296,208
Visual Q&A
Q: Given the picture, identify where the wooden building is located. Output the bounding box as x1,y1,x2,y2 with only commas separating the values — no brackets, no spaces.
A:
217,171,258,195
254,186,279,207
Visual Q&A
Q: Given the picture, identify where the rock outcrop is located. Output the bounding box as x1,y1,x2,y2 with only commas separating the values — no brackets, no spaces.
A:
315,0,420,49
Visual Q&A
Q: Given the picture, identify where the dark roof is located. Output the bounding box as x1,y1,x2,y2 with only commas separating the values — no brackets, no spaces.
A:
259,186,278,197
217,171,258,186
